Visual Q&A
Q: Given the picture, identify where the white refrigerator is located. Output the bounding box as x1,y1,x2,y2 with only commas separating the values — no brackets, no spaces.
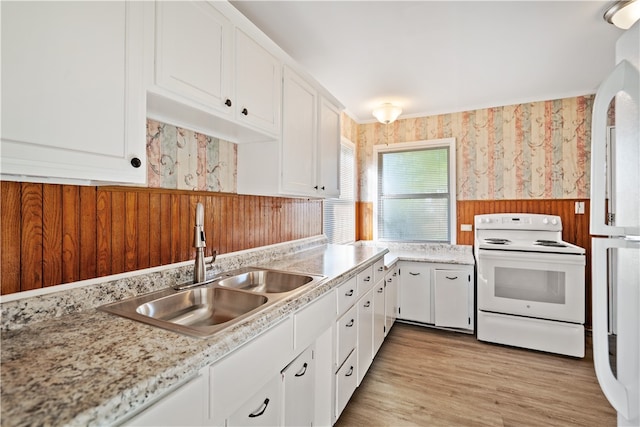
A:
590,21,639,427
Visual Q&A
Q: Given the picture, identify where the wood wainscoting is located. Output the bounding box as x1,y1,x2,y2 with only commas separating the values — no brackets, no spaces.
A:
356,198,592,327
0,182,322,295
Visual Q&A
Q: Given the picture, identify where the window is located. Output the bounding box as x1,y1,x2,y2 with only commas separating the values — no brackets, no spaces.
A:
324,138,356,244
375,138,456,243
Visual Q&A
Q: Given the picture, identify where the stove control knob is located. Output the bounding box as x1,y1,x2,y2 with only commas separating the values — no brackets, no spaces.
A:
543,217,549,224
551,218,558,225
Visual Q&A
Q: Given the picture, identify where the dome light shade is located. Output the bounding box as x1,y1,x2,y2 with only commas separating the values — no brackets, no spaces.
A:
604,0,640,29
372,103,402,124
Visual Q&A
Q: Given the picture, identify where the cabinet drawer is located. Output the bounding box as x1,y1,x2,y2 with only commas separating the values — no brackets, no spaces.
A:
336,305,357,368
356,265,374,297
210,317,293,425
336,276,357,317
227,373,282,427
373,258,386,285
294,291,336,352
335,350,357,420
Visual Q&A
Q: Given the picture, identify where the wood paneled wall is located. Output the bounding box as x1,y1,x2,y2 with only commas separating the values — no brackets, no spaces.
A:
356,198,593,327
0,182,322,295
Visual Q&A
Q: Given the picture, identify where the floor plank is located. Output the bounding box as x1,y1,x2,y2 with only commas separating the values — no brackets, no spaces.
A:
335,323,616,427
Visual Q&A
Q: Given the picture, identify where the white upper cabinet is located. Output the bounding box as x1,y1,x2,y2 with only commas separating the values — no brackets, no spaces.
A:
234,28,282,135
154,1,232,115
147,1,282,143
237,67,342,198
1,1,146,184
281,67,319,195
317,96,341,198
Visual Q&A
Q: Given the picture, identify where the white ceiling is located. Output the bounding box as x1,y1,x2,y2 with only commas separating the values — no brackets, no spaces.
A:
230,1,624,123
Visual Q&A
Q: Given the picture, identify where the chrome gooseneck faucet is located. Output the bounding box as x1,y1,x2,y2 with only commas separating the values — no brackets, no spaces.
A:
193,203,206,284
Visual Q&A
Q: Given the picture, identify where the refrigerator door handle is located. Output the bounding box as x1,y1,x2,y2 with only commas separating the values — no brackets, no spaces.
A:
592,237,633,420
590,60,640,236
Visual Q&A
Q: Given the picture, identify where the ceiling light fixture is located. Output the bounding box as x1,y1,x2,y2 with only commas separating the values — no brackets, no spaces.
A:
372,103,402,124
604,0,640,29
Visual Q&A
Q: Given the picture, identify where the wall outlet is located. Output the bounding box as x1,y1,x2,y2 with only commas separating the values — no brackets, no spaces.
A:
460,224,473,231
575,201,585,214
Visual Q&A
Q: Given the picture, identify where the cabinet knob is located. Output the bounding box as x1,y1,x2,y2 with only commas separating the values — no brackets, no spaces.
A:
130,157,142,168
321,186,325,190
314,185,318,190
225,99,232,107
241,108,248,116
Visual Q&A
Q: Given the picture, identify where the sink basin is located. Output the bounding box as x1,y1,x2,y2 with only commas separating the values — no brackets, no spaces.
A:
216,270,313,293
136,287,268,327
99,267,325,338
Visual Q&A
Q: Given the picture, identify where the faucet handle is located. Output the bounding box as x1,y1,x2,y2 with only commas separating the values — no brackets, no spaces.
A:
208,250,217,266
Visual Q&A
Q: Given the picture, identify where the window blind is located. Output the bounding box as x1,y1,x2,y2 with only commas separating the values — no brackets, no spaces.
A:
324,141,355,244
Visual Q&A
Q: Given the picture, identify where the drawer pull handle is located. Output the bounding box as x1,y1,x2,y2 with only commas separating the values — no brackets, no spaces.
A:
363,276,371,282
409,272,420,276
224,98,232,107
364,301,371,308
345,289,354,297
378,266,384,271
241,107,249,116
345,366,354,377
446,276,458,280
346,319,355,327
248,398,270,418
377,287,384,293
387,278,392,282
294,362,308,377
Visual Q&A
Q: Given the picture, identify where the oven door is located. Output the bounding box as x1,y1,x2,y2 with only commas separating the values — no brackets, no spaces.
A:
477,249,585,323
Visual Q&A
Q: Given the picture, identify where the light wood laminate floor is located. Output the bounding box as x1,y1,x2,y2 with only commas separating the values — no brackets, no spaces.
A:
336,323,616,427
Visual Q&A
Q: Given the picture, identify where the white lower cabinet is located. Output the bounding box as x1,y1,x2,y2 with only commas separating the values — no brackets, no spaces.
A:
282,346,315,427
384,267,398,336
122,371,208,426
398,262,433,324
434,268,473,330
397,261,474,333
228,374,282,427
373,279,386,355
357,288,374,384
335,350,357,420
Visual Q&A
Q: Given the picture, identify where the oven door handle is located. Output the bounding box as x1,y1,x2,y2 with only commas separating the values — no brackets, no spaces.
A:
591,237,633,420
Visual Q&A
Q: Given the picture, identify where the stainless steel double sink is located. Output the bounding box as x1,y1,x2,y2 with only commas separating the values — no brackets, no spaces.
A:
99,267,325,338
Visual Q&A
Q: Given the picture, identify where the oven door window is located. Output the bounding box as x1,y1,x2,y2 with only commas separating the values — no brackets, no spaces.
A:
495,267,566,304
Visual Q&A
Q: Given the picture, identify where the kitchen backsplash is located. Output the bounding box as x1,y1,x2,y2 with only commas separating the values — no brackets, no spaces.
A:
146,119,237,192
358,95,594,201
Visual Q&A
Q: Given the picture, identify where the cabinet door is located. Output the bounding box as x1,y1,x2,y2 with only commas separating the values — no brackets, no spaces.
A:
1,1,146,183
434,269,471,329
155,1,232,113
317,97,341,197
227,374,282,427
282,346,314,427
385,268,398,335
373,281,386,355
398,262,433,324
235,28,282,135
357,289,374,384
123,373,207,426
281,67,317,195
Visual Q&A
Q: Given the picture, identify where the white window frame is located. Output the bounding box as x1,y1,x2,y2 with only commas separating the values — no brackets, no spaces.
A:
373,137,456,243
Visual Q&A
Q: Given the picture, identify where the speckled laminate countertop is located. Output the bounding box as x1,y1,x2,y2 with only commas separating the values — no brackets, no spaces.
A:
0,241,388,427
354,241,475,267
